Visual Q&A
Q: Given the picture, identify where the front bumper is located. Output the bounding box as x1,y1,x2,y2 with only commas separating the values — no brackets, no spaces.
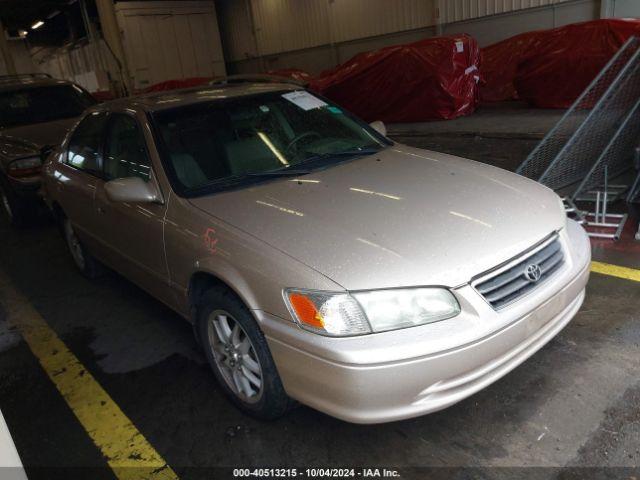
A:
259,220,591,423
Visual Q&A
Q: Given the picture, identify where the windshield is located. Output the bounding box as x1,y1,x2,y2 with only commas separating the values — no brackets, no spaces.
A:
152,90,389,195
0,84,96,129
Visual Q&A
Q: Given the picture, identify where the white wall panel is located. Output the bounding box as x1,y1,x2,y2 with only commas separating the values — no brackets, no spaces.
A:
218,0,258,60
440,0,576,24
219,0,602,70
32,40,115,92
328,0,434,43
220,0,435,61
251,0,330,55
0,41,36,75
116,1,226,89
609,0,640,17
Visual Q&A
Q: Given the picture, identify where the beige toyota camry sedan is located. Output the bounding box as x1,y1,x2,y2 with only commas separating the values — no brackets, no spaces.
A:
42,81,591,424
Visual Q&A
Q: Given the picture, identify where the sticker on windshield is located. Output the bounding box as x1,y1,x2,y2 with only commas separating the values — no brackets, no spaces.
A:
282,91,327,111
327,106,343,114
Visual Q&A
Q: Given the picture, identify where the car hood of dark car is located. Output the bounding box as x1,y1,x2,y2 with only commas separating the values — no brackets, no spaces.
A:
189,145,566,290
0,117,77,165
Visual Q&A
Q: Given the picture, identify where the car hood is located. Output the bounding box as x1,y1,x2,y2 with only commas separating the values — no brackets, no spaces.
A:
0,118,76,165
190,145,565,290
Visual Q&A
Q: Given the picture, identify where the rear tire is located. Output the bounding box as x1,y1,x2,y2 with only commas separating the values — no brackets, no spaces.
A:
197,287,291,420
62,217,103,279
0,183,29,227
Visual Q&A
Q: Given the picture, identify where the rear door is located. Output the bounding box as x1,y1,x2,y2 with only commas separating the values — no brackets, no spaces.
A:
52,112,108,250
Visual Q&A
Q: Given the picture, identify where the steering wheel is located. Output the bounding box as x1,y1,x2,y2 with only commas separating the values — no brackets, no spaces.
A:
285,131,322,154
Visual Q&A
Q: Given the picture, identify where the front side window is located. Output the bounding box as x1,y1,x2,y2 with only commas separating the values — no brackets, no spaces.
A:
104,115,151,182
152,90,389,195
66,112,108,174
0,85,96,129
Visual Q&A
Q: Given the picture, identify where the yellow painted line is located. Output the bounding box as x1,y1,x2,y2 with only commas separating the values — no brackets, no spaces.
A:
0,270,178,480
591,261,640,283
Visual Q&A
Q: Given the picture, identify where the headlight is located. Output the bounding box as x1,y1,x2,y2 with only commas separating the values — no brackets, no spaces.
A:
354,288,460,333
8,156,42,179
284,287,460,337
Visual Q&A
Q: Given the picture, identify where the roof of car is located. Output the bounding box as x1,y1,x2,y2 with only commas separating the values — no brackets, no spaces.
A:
95,82,301,113
0,74,76,92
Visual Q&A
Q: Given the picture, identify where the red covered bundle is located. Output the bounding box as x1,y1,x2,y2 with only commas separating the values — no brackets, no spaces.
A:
481,19,640,108
142,77,213,93
268,69,313,83
310,34,481,122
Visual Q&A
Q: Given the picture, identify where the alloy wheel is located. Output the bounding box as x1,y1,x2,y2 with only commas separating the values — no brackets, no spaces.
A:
0,188,13,222
64,219,86,271
207,309,263,404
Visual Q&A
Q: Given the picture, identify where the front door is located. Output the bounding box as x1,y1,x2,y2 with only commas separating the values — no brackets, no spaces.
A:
93,113,173,305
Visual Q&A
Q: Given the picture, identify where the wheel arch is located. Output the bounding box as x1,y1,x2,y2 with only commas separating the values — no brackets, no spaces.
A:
188,269,259,323
50,201,65,222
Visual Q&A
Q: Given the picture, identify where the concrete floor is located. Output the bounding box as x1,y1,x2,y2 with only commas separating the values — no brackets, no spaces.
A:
0,103,639,479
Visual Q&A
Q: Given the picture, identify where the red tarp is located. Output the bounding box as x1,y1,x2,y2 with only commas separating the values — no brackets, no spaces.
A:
481,19,640,108
268,69,313,83
309,34,480,122
142,77,213,93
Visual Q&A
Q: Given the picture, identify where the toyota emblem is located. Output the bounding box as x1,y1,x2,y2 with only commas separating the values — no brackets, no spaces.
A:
524,264,542,283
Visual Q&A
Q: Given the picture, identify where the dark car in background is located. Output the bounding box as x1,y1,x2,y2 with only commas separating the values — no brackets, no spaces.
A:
0,73,96,225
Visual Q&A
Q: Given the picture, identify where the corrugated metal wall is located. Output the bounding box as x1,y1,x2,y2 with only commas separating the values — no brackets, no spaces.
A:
326,0,433,43
218,0,257,60
219,0,435,61
220,0,579,62
251,0,330,55
32,40,116,91
439,0,574,24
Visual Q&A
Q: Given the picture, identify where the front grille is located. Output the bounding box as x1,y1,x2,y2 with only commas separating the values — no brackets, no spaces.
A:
474,236,565,310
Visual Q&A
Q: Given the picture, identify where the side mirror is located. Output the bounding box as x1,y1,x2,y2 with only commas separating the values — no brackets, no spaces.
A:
105,177,160,204
369,120,387,137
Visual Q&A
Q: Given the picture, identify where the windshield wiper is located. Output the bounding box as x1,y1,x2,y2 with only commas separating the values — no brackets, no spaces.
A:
245,168,312,177
302,147,382,164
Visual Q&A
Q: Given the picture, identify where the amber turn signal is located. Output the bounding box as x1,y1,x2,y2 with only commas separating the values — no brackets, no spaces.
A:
287,292,325,328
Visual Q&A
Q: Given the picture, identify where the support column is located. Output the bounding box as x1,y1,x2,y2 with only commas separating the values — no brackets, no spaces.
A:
600,0,615,18
94,0,131,94
0,18,17,75
434,0,446,36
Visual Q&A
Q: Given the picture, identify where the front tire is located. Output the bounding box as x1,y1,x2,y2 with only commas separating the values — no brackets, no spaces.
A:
197,287,291,420
62,217,103,279
0,183,29,226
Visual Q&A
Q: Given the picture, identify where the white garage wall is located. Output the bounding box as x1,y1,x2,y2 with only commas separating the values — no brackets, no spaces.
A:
30,0,226,92
116,1,226,89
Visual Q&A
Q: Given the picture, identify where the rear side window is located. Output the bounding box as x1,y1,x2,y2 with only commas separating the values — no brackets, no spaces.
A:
0,84,96,129
66,112,108,175
103,115,151,182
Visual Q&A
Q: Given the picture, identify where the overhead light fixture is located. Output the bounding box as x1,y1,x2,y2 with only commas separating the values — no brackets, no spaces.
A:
31,21,44,30
47,10,61,20
19,30,28,38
